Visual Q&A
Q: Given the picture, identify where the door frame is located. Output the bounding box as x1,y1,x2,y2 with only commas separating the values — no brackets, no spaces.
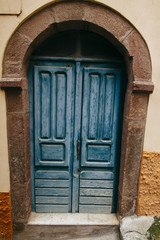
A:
28,57,125,213
1,1,154,225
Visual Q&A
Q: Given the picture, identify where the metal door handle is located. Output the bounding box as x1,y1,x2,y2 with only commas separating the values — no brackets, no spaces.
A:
73,173,78,178
77,140,81,160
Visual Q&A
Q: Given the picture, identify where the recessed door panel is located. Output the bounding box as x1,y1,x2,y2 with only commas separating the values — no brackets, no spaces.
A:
88,73,100,139
87,144,111,162
40,72,51,139
55,72,67,139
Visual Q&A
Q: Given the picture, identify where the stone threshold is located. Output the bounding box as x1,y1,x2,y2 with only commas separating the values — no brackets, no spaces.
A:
28,212,119,226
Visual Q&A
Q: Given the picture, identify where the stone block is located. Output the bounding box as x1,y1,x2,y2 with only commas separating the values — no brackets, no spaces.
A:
4,31,31,63
132,80,154,93
0,78,22,88
6,89,23,112
120,216,154,240
53,2,85,23
118,195,137,216
122,30,152,80
3,61,24,78
24,114,30,181
83,3,133,43
26,180,32,220
11,184,30,223
118,118,146,216
18,8,55,42
121,119,145,196
123,93,149,120
22,89,29,113
18,7,55,44
7,113,25,184
10,89,30,114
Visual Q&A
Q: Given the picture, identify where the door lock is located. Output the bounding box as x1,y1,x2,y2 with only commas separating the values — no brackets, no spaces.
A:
77,140,81,160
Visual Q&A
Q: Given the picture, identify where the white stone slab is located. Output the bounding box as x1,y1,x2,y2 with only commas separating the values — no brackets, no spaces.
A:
28,212,119,226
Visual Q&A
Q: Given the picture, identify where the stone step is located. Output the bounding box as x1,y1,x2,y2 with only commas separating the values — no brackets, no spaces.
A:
13,213,120,240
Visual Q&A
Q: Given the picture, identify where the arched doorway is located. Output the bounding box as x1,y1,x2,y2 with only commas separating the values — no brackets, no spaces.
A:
28,30,126,213
1,1,153,225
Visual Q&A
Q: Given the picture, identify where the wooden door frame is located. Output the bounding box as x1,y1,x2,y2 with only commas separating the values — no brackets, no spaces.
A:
0,0,154,226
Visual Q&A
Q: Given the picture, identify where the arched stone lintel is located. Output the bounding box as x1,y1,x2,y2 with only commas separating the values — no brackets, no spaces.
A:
1,0,153,223
3,1,152,82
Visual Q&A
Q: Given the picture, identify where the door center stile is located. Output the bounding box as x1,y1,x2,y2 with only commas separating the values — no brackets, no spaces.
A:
72,61,82,212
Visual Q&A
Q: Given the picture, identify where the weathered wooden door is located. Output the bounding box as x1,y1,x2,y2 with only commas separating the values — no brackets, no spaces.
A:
30,60,121,213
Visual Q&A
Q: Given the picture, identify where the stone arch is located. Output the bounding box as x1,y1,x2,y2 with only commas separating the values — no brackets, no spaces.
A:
0,0,154,224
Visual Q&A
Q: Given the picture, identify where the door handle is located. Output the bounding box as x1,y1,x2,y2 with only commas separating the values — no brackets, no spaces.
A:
77,140,81,160
73,173,78,178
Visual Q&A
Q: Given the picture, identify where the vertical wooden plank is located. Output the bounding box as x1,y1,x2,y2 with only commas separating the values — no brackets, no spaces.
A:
34,67,41,167
103,75,115,140
72,62,82,213
56,73,66,139
40,72,51,139
79,205,112,213
98,72,105,139
64,66,75,212
81,68,90,168
52,70,56,139
88,74,100,139
36,205,69,213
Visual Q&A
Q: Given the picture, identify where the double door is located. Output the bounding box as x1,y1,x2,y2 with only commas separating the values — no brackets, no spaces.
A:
31,60,121,213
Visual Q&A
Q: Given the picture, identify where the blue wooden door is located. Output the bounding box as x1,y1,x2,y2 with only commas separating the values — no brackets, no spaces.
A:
78,65,120,213
30,61,121,213
33,64,75,213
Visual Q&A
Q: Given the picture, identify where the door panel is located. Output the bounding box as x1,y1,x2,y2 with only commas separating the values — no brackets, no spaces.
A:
81,67,120,168
79,169,114,213
34,169,70,212
87,144,111,162
31,61,121,213
34,66,73,167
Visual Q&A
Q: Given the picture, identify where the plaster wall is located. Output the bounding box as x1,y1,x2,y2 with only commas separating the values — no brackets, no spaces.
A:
0,192,12,240
137,152,160,216
0,90,10,191
0,0,21,14
0,0,159,192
